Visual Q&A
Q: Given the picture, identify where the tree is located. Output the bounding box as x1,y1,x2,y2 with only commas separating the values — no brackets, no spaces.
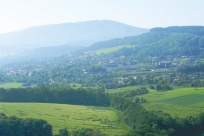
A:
134,97,140,103
149,84,155,89
156,84,162,91
58,128,69,136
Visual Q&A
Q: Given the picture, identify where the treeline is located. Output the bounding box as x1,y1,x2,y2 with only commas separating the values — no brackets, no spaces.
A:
177,63,204,73
55,127,107,136
155,83,173,91
68,128,107,136
151,26,204,36
110,96,204,136
0,86,109,106
0,113,52,136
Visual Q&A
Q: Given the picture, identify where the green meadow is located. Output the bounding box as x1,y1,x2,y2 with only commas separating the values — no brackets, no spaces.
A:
137,87,204,117
0,103,130,135
0,82,22,89
93,45,134,55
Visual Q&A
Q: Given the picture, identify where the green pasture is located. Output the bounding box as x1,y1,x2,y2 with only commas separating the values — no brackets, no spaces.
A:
135,63,155,67
137,87,204,117
163,94,204,106
106,85,150,94
0,82,22,89
0,103,130,135
93,45,134,55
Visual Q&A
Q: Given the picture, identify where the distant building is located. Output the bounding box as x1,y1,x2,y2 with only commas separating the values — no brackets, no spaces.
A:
157,61,172,68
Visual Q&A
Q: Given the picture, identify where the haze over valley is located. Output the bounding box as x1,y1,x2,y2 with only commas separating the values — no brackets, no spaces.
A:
1,0,204,136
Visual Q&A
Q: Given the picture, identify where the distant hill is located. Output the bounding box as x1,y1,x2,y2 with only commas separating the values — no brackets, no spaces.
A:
0,45,84,64
86,26,204,59
0,20,149,55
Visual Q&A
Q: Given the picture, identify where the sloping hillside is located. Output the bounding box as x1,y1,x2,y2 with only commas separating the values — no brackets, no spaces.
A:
86,26,204,58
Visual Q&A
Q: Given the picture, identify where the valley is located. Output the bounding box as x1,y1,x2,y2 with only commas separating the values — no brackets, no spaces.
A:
0,25,204,136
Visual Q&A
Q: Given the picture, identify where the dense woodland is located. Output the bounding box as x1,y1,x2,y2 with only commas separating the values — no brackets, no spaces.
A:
0,86,109,106
0,113,52,136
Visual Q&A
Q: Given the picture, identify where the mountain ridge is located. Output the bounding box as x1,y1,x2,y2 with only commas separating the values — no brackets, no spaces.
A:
0,20,149,54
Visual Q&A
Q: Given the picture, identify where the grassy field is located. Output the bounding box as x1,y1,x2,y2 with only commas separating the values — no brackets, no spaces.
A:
0,82,22,89
162,94,204,106
93,45,134,55
137,87,204,117
0,103,130,135
106,85,150,94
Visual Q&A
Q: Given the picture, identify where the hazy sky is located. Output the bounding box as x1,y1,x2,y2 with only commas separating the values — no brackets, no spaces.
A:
0,0,204,34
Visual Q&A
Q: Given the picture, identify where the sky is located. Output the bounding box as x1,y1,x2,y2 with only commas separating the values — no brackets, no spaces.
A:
0,0,204,34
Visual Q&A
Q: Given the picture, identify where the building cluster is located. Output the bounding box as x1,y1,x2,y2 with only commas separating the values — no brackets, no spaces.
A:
5,68,43,76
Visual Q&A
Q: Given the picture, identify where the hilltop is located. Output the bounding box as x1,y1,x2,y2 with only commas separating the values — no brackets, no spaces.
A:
0,20,148,55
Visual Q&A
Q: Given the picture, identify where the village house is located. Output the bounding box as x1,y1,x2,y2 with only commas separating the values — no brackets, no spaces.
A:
157,61,172,68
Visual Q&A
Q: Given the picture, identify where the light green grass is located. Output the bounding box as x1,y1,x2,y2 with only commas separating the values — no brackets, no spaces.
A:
0,82,22,89
0,103,130,135
106,85,150,94
137,87,204,117
93,45,134,55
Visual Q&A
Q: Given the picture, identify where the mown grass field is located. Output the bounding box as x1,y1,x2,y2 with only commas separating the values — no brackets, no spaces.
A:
0,82,22,89
0,103,130,135
137,87,204,117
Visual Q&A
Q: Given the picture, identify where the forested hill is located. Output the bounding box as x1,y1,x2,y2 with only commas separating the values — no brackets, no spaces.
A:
86,26,204,58
0,20,148,51
150,26,204,35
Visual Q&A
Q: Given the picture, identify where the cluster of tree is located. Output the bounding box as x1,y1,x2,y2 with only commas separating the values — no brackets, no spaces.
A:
156,83,172,91
6,62,112,87
55,128,108,136
133,97,146,104
69,128,107,136
0,86,109,106
177,63,204,73
110,96,204,136
0,113,52,136
0,72,11,83
112,87,149,98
